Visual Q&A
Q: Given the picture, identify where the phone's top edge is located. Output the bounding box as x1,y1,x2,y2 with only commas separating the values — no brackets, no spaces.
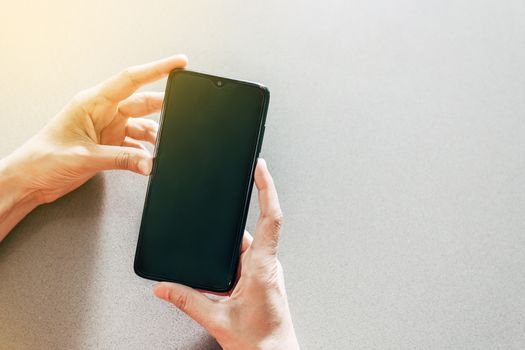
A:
169,68,269,91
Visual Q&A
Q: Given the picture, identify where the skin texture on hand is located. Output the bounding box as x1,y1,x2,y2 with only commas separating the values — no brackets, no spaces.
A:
0,55,187,240
154,159,300,350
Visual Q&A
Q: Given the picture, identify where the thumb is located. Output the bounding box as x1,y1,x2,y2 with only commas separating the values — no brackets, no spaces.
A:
154,282,219,328
91,144,152,175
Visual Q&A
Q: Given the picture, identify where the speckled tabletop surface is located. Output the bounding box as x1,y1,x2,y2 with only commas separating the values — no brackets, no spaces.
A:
1,1,525,349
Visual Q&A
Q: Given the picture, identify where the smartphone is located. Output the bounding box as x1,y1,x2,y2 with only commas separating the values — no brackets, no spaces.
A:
134,69,269,292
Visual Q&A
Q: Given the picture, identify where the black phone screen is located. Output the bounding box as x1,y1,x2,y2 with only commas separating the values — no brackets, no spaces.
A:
134,70,268,292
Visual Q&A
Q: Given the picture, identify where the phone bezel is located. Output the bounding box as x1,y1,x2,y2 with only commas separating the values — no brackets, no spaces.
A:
133,69,270,292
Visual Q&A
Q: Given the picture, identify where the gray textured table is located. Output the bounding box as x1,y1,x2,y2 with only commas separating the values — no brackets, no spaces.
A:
1,1,525,349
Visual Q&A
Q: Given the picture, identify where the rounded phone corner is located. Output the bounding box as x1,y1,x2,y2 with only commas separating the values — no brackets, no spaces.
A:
168,68,188,80
207,276,236,293
207,284,234,294
133,259,149,280
259,84,270,95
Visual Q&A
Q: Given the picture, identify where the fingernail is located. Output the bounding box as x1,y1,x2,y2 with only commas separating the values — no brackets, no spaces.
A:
138,159,151,175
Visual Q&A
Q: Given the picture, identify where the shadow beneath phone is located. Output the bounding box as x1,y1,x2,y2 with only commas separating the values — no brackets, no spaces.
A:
0,174,106,349
188,335,221,350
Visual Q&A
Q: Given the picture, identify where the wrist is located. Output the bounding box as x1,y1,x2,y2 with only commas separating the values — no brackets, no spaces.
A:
258,326,299,350
0,153,42,240
0,152,42,203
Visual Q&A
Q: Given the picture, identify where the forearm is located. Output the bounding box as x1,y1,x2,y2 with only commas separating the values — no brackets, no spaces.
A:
0,156,40,241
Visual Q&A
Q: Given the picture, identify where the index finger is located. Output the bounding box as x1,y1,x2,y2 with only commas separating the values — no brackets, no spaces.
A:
252,159,283,255
98,54,188,102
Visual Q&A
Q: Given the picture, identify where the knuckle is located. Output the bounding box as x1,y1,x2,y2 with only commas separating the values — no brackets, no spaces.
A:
122,67,139,89
122,67,132,77
70,145,91,158
262,213,283,233
272,213,284,230
115,151,131,170
71,89,90,106
69,146,94,169
170,291,189,311
70,88,100,112
255,213,283,254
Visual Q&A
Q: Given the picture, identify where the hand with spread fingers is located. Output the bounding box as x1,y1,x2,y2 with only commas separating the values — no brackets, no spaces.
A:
0,55,187,240
154,159,300,350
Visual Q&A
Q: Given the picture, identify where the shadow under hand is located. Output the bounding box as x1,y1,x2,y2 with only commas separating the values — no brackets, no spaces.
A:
188,334,221,350
0,174,106,349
